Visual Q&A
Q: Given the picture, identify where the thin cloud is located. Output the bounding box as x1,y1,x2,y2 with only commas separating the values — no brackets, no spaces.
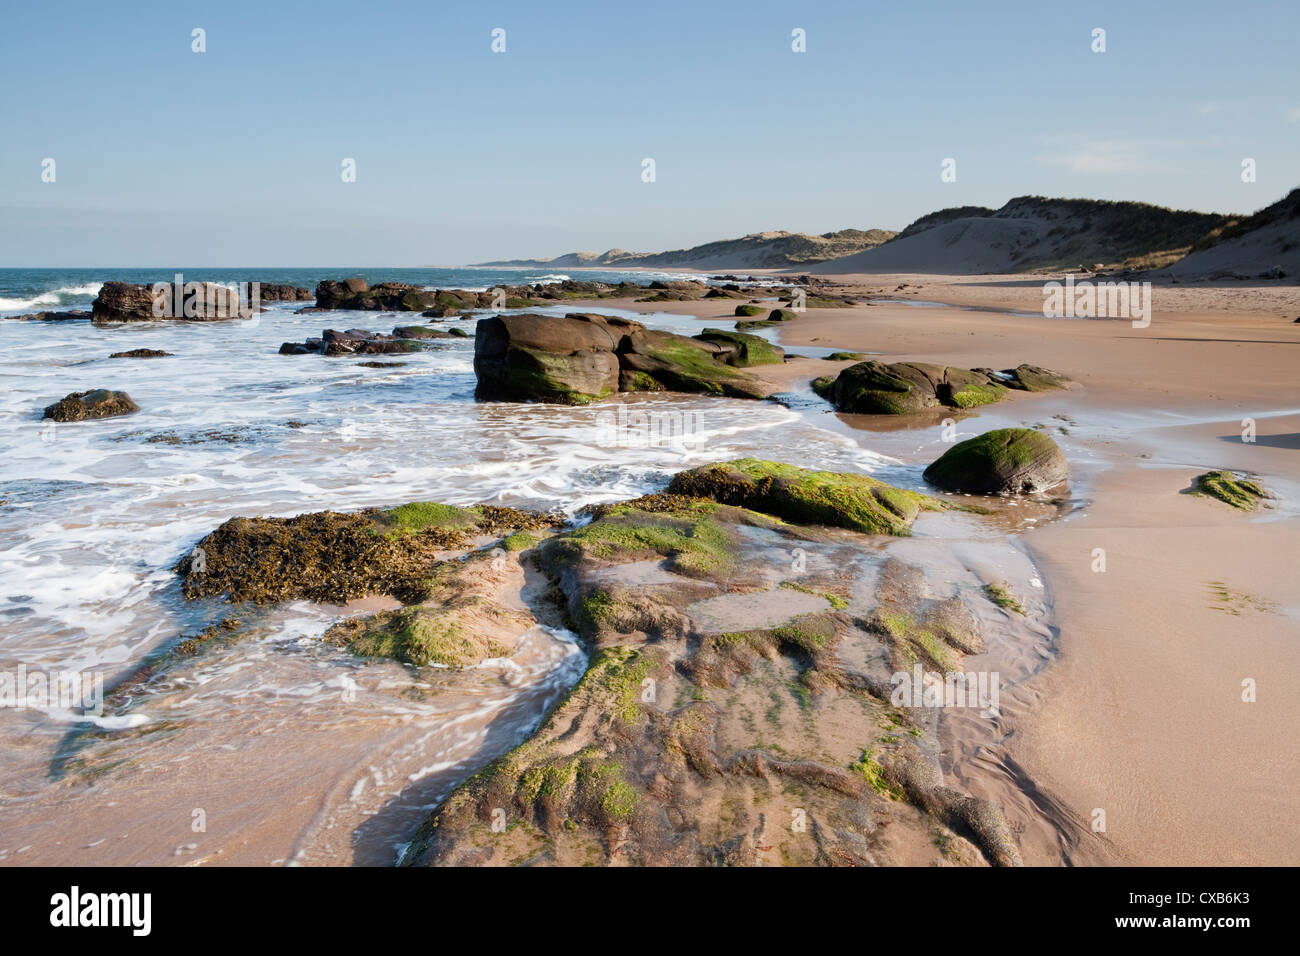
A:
1035,139,1155,174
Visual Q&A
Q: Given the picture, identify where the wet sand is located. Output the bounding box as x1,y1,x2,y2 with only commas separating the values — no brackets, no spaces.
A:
573,281,1300,865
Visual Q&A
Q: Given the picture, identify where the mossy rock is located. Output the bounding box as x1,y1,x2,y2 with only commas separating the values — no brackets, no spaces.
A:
667,458,948,535
734,304,764,317
692,328,785,367
923,428,1067,494
619,330,767,399
177,503,554,604
1189,471,1271,510
540,502,738,582
330,595,530,668
767,308,799,322
825,351,865,361
815,361,937,414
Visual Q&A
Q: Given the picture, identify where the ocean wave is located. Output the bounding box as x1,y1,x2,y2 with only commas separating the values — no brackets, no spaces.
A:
0,282,101,312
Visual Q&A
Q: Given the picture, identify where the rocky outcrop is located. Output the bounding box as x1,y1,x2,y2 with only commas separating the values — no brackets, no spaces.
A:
108,348,173,358
7,310,91,322
42,389,139,422
923,428,1068,494
314,279,439,312
176,502,556,605
278,327,447,356
398,466,1022,867
256,283,313,301
473,312,770,404
813,361,1067,414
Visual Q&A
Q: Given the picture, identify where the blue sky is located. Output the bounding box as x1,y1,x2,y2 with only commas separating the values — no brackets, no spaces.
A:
1,0,1297,265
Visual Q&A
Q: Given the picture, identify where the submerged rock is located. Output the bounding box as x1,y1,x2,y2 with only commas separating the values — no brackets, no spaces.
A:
7,310,91,322
923,428,1068,494
42,389,139,422
108,348,173,359
278,328,432,356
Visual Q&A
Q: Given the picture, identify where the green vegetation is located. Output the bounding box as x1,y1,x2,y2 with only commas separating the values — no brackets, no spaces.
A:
984,582,1025,615
734,304,764,317
544,504,736,578
667,458,949,536
375,501,478,536
779,579,849,610
850,749,901,798
1190,471,1270,511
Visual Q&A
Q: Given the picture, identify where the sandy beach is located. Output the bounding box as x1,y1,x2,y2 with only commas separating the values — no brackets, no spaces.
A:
565,275,1300,865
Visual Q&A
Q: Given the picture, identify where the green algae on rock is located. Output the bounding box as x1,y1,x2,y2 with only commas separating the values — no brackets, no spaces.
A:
403,493,1021,867
176,503,555,604
325,548,536,668
691,328,785,367
734,304,764,317
923,428,1068,495
666,458,949,535
813,360,1066,414
1189,471,1272,510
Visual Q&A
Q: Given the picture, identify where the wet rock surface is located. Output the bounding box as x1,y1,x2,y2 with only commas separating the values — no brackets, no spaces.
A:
42,388,140,421
813,361,1068,414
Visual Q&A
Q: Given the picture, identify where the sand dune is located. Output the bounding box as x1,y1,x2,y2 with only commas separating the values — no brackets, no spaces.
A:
476,228,896,271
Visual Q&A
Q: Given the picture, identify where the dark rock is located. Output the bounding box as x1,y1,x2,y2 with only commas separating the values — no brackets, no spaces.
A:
473,314,624,404
108,348,173,358
43,389,140,422
814,361,1065,414
8,310,91,322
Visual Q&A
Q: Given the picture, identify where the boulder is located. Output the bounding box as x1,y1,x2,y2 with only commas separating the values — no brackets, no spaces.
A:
91,282,157,322
618,329,767,398
814,361,1063,413
43,389,139,422
923,428,1068,494
692,328,784,367
473,313,626,404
